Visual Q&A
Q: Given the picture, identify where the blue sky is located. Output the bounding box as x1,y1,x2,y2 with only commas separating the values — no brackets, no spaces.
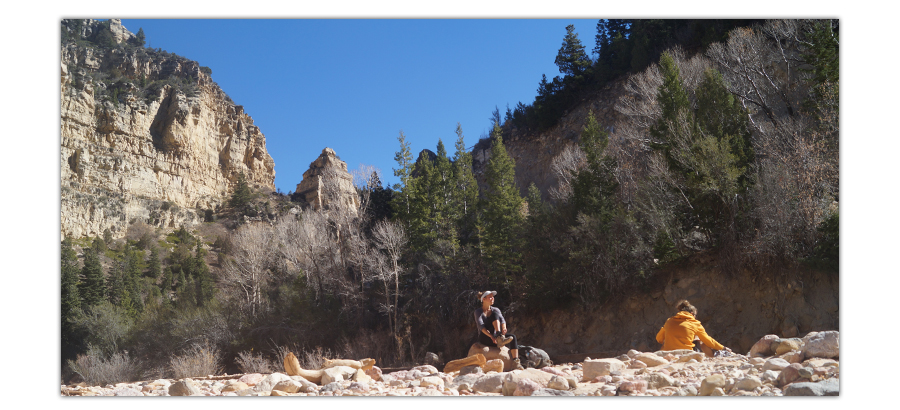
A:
120,19,597,193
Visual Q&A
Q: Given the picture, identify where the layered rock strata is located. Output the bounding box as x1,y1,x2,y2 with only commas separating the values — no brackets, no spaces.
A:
294,148,359,216
60,19,275,239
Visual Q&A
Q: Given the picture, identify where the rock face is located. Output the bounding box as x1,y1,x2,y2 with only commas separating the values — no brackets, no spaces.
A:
60,19,275,240
294,148,359,216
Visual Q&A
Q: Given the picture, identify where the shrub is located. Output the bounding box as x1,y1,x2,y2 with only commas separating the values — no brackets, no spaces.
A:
169,340,222,379
68,345,141,386
70,301,132,356
235,350,274,374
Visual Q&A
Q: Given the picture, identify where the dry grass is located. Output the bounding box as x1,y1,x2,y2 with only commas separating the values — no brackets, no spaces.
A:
235,350,274,374
67,346,141,386
169,341,221,379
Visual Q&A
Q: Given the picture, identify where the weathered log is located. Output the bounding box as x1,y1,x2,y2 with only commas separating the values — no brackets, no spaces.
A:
322,357,376,370
283,352,324,384
443,353,486,374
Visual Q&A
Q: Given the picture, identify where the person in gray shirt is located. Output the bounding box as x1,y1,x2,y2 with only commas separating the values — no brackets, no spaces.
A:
474,290,524,370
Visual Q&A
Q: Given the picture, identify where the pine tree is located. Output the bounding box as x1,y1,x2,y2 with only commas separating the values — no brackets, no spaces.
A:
452,123,480,244
555,24,592,78
392,131,416,228
649,52,753,241
146,246,161,279
572,110,619,218
481,122,525,282
230,172,252,210
123,245,145,315
133,27,146,47
61,237,83,359
78,245,106,309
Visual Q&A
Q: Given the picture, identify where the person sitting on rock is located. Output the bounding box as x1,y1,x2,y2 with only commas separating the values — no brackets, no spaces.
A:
475,290,524,370
656,299,732,357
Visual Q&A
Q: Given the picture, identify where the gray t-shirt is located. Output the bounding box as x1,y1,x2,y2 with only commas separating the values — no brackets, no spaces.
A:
474,306,505,334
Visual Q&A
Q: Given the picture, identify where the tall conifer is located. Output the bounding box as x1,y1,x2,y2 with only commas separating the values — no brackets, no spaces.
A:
78,245,105,309
482,122,525,282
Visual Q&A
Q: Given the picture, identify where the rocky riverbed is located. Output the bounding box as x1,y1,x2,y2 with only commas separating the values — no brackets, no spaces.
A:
60,331,839,397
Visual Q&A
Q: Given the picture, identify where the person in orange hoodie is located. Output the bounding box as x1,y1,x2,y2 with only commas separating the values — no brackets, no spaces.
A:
656,299,732,357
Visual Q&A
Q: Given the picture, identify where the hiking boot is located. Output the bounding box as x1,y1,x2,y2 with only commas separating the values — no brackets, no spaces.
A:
496,334,513,348
513,357,525,370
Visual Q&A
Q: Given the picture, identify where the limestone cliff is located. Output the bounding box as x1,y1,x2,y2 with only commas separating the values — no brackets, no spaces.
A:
60,19,275,240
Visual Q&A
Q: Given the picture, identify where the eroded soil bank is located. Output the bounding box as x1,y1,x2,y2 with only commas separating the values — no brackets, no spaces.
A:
509,255,839,359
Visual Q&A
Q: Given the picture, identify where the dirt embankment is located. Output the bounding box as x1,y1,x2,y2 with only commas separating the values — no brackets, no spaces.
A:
509,256,839,359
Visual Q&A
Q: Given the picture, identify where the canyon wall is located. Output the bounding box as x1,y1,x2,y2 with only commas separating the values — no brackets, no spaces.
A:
60,19,275,240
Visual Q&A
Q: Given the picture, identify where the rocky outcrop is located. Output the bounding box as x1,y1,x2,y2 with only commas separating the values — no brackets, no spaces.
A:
294,148,359,216
60,19,275,240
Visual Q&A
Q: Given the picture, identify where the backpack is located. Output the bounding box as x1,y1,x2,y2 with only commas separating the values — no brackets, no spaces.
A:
518,345,552,368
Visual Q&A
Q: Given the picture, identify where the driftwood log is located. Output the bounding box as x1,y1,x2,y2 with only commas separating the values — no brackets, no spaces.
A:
283,352,324,384
443,353,486,374
322,358,376,370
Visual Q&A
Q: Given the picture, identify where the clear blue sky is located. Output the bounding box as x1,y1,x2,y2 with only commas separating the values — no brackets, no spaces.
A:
120,19,597,193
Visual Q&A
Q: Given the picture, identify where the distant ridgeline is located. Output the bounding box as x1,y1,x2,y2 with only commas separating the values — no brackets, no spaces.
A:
60,19,275,240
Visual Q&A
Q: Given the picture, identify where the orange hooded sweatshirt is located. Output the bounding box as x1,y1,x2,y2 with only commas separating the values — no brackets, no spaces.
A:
656,311,724,351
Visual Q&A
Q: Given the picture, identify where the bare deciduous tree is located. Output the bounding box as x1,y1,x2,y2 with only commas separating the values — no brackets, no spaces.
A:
371,219,406,358
222,222,273,318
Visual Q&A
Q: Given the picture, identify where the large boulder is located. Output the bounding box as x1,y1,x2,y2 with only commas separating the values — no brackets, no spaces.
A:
321,366,358,385
450,373,484,391
802,331,839,359
582,358,625,381
168,380,202,396
700,374,727,396
468,343,513,371
748,334,779,357
254,373,291,392
774,338,803,355
644,373,675,389
472,373,505,393
513,378,542,396
634,353,669,367
783,378,840,396
502,369,554,396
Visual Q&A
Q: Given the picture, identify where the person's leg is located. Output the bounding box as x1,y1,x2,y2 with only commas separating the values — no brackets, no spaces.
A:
479,332,497,347
697,340,714,357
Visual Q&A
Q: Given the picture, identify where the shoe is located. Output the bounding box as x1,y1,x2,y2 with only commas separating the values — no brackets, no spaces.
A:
496,335,513,348
513,357,525,370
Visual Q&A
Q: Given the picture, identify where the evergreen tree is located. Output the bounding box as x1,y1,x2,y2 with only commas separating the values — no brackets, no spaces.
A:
392,131,415,220
801,20,839,91
364,171,394,231
192,242,214,307
132,27,146,47
572,110,619,217
481,122,525,283
146,246,161,279
175,267,188,307
61,237,83,359
230,172,252,210
78,245,106,309
649,52,753,240
123,245,145,315
452,123,480,244
555,24,592,79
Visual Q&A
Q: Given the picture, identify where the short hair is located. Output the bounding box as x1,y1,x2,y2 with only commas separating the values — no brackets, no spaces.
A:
676,299,697,316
